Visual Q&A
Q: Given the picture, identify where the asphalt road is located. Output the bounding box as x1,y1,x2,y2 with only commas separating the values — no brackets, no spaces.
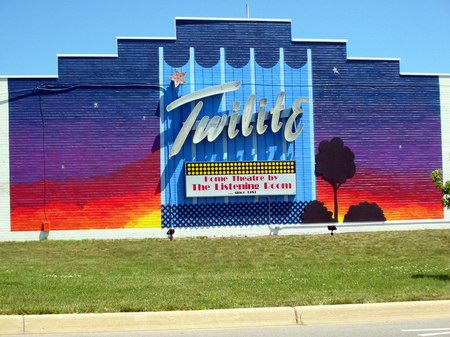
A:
2,319,450,337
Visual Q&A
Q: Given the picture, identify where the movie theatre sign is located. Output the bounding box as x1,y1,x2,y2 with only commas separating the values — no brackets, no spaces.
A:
185,161,296,197
167,81,308,157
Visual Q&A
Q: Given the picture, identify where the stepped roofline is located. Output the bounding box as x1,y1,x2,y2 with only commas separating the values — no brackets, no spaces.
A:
400,72,450,77
2,17,450,78
0,75,58,79
175,16,291,22
348,57,401,61
292,38,348,43
117,36,176,40
57,54,117,58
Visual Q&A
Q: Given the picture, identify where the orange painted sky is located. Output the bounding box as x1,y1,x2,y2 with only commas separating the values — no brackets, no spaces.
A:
11,151,161,231
316,168,443,222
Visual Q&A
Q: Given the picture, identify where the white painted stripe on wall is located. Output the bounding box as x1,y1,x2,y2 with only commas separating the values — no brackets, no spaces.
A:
279,48,285,93
307,49,317,200
250,48,256,95
189,47,196,93
280,48,287,161
159,48,166,208
0,220,448,242
440,76,450,220
220,48,228,204
190,48,197,205
250,48,257,161
0,79,11,238
280,48,288,202
220,48,228,161
250,48,258,202
220,48,227,112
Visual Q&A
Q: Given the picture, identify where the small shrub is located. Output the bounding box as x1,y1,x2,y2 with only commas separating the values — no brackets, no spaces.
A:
302,200,334,223
431,169,450,209
344,202,386,222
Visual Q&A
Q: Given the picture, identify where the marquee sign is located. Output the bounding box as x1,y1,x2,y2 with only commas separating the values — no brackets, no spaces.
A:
185,161,297,197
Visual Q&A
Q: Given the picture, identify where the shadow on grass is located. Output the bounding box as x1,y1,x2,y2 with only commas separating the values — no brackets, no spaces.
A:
411,274,450,282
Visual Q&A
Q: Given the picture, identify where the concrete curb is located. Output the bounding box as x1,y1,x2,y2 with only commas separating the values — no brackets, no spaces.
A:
297,300,450,325
0,300,449,334
2,307,297,334
0,316,23,334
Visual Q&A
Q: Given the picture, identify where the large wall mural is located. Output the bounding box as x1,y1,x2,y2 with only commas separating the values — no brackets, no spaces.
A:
8,82,162,231
0,17,446,238
159,45,314,227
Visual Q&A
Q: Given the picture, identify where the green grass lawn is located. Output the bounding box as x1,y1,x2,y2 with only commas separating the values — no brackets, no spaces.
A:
0,230,449,315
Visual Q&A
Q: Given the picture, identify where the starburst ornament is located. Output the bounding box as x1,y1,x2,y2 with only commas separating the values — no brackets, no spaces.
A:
170,69,187,87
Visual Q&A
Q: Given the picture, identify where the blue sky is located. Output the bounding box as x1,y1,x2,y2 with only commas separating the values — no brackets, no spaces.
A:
1,0,449,75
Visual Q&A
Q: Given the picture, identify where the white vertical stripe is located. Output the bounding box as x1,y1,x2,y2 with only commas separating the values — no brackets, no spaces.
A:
189,48,196,92
250,49,257,202
190,48,197,204
221,48,228,161
221,48,229,204
280,48,288,202
0,78,11,238
220,48,227,114
192,140,197,204
440,76,450,220
159,48,166,207
279,48,285,92
280,48,287,161
250,48,257,160
307,49,316,200
250,48,256,95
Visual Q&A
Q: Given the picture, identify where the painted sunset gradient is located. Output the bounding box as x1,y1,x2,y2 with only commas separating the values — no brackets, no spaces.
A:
316,169,443,222
11,151,161,231
312,69,444,222
9,87,162,232
313,119,443,222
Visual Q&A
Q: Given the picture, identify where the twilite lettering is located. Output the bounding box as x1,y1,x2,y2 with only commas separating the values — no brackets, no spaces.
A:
167,81,308,157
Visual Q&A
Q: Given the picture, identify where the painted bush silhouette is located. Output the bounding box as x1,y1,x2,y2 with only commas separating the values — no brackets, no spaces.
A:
315,137,356,221
344,202,386,222
302,200,334,223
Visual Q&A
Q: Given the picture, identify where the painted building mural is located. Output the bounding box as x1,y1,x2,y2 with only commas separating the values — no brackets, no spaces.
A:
0,17,449,240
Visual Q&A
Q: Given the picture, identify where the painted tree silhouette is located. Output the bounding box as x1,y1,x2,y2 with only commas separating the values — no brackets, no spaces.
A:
315,137,356,222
